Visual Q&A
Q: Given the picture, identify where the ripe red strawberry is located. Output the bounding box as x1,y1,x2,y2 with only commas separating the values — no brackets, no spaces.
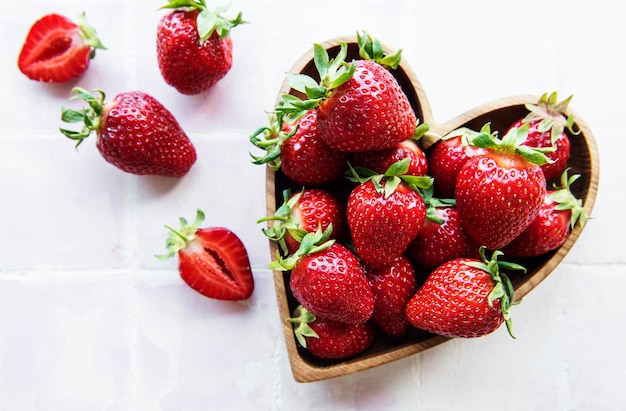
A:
157,1,244,95
365,255,417,337
351,131,429,177
156,209,254,301
259,188,346,254
18,12,106,83
272,229,375,324
277,39,417,152
288,306,375,360
455,125,548,250
406,188,479,271
503,169,588,257
250,110,348,185
60,87,196,177
507,92,579,182
427,125,492,198
405,247,524,338
346,159,431,270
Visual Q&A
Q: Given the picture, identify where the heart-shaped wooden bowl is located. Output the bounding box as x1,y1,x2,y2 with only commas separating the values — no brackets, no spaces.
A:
264,35,600,383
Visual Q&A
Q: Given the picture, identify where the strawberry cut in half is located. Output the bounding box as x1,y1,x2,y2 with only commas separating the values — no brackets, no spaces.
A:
157,209,254,301
18,12,106,83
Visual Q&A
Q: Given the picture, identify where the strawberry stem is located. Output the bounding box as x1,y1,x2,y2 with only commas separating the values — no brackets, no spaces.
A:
76,12,107,55
466,247,526,338
549,168,589,229
356,30,402,69
159,0,246,42
155,209,205,260
59,87,106,147
287,306,319,348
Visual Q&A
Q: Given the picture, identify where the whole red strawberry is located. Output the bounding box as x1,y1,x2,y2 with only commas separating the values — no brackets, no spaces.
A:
250,110,348,185
18,12,106,83
507,92,579,182
60,87,196,177
259,188,346,254
288,306,375,360
272,229,375,324
352,135,428,177
405,247,524,338
157,209,254,301
455,125,548,250
503,169,588,257
157,1,244,95
317,58,417,152
406,188,478,271
346,159,431,270
277,38,416,152
427,125,492,199
365,255,417,337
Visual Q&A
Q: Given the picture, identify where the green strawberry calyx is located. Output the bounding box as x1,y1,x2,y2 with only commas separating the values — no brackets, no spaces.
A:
249,112,296,170
346,158,434,199
155,209,205,260
421,186,456,224
256,189,308,254
356,30,402,69
287,305,319,348
275,42,356,123
469,122,555,166
159,0,246,43
524,91,581,144
549,168,589,229
268,224,335,272
76,12,107,57
465,247,526,338
59,87,106,147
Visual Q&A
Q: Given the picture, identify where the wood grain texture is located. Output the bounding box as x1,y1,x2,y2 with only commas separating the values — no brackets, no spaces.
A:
264,36,599,383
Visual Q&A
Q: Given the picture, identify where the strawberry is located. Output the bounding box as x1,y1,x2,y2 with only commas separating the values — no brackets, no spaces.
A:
18,12,106,83
406,188,479,271
405,247,524,338
157,0,245,95
258,188,346,254
272,228,375,324
427,124,492,199
455,125,549,250
351,123,430,177
288,306,375,360
156,209,254,301
365,255,417,337
250,110,348,185
507,92,580,182
277,37,417,152
60,87,196,177
346,158,432,270
503,169,588,257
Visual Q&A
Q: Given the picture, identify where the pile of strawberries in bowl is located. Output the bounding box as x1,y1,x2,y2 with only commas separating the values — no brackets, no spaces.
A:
251,32,599,382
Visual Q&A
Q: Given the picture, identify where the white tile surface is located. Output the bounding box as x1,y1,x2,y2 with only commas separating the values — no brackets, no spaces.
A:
1,0,623,410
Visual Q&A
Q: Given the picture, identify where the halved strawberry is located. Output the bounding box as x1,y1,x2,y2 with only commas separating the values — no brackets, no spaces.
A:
18,12,105,83
157,209,254,301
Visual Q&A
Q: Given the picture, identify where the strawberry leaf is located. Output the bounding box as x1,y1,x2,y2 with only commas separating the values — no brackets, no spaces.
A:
156,209,205,260
357,30,402,69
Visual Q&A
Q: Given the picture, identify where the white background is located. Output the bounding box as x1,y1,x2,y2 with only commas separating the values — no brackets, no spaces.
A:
1,0,623,410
